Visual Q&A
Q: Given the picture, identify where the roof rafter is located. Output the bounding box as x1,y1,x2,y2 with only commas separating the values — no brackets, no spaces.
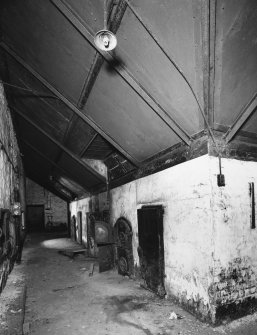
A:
21,138,91,194
0,41,140,167
201,0,217,128
225,92,257,143
11,105,106,183
51,0,192,146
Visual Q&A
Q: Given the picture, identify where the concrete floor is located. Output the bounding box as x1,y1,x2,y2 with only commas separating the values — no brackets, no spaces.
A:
1,233,257,335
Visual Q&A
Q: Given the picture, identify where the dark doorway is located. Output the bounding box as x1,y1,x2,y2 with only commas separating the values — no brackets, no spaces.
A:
26,205,45,233
137,206,165,296
77,211,82,244
70,215,76,241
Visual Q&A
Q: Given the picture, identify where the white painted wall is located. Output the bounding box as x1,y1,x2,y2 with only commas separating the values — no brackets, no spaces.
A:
110,155,214,308
71,156,215,308
70,155,257,321
210,156,257,266
209,157,257,308
70,192,109,245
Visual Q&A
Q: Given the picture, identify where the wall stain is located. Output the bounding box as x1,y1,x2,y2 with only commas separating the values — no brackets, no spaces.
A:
209,257,257,324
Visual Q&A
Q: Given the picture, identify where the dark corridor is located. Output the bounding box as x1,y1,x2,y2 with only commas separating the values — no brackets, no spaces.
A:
26,205,45,233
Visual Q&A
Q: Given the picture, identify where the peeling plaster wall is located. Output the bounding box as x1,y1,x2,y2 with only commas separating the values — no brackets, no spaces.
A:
209,156,257,321
110,155,215,320
70,192,108,245
70,156,215,319
70,154,257,323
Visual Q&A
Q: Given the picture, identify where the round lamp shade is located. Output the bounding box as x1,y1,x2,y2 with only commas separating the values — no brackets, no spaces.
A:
94,30,117,51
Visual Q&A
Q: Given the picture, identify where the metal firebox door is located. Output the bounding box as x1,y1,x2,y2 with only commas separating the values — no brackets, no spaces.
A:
137,206,166,297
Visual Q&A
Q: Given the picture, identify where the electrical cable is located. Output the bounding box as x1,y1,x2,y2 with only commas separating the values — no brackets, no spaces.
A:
124,0,221,157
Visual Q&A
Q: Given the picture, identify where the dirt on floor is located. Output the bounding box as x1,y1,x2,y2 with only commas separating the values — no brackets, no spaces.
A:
2,233,257,335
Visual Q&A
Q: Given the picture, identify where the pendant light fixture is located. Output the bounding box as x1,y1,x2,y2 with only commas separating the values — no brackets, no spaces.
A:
94,0,117,51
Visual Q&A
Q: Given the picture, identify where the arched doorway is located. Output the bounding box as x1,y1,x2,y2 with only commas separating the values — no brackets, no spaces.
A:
114,217,133,276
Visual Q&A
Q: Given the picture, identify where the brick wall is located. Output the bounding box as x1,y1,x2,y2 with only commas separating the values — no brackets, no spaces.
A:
210,257,256,306
26,178,68,227
0,83,26,294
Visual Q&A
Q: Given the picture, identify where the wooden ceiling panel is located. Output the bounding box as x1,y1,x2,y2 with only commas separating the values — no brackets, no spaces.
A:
21,145,53,178
12,98,68,144
64,0,106,34
114,0,204,135
16,116,61,161
239,108,257,134
65,117,96,156
5,55,73,122
83,66,181,162
82,135,113,160
214,0,257,127
1,0,96,104
4,55,73,142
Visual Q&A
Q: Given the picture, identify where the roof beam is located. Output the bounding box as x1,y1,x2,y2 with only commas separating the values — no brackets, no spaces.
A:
51,0,192,146
225,92,257,143
78,0,127,109
21,138,91,193
209,0,217,128
0,41,139,167
11,105,106,182
201,0,216,128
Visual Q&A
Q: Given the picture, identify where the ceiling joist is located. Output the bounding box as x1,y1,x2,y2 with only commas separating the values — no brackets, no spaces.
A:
51,0,192,146
11,105,106,183
225,91,257,143
0,41,139,167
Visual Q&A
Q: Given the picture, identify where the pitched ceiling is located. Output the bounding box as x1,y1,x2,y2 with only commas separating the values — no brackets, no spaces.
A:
0,0,257,199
